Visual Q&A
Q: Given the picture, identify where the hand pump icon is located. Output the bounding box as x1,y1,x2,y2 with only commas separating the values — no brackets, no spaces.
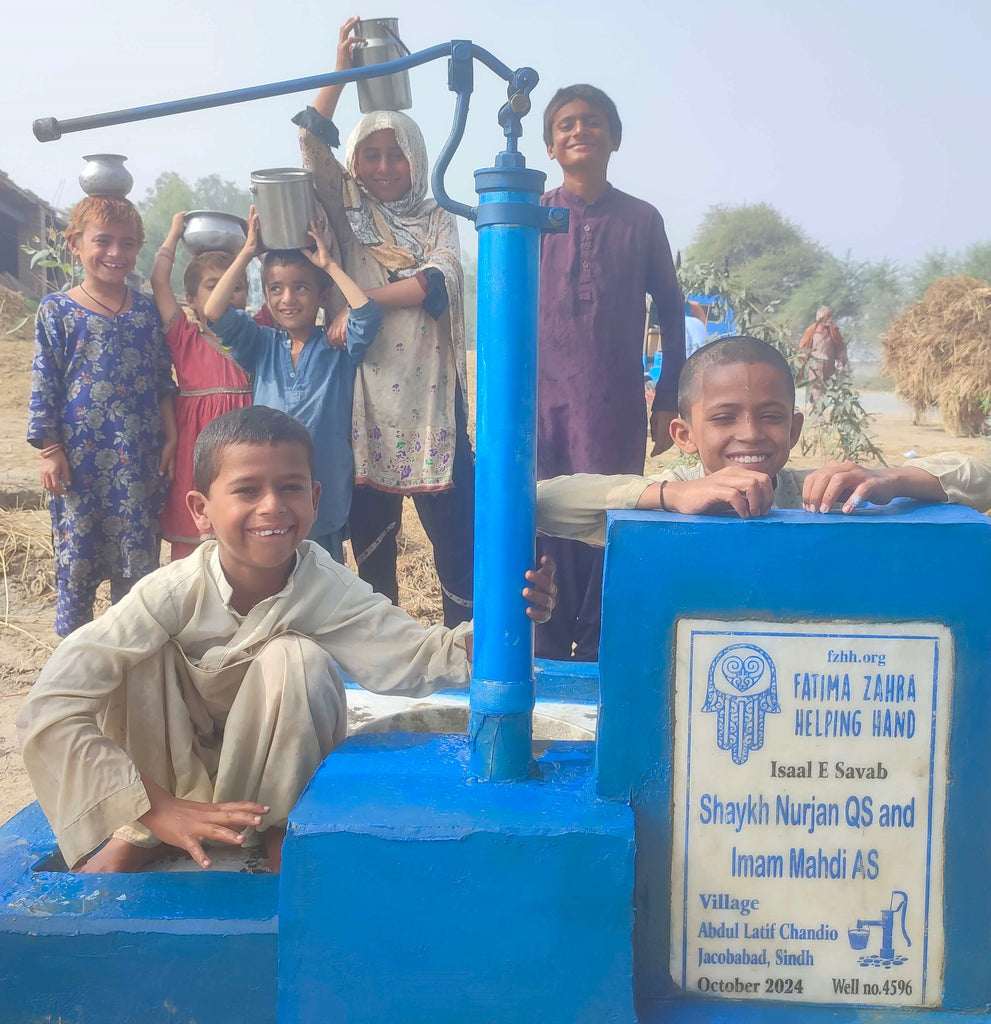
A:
849,890,911,966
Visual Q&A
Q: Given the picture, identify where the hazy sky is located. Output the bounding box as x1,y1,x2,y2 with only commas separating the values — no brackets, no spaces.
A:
5,0,989,267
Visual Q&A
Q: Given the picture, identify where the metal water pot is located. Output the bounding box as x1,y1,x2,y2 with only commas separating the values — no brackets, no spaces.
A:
249,168,318,250
353,18,412,113
79,154,133,197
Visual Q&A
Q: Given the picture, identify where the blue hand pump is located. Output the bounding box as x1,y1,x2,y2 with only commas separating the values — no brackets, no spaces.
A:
33,41,568,783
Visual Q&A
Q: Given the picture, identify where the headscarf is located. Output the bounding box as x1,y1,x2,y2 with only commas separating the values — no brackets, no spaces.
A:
342,110,466,395
344,111,456,278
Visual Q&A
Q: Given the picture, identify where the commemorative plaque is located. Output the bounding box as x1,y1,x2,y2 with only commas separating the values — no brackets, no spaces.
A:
670,619,951,1007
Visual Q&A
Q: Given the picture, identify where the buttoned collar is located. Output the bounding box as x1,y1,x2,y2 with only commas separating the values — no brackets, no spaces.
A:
205,542,301,617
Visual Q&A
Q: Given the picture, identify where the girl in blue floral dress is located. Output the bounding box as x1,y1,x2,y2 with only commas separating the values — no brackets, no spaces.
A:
28,196,177,636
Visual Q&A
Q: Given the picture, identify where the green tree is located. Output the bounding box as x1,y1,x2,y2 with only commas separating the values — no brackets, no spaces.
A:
960,241,991,283
849,259,906,360
684,203,828,318
678,261,884,465
907,249,959,300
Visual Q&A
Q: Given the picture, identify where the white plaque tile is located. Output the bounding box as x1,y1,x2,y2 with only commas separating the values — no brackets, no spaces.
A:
670,619,950,1007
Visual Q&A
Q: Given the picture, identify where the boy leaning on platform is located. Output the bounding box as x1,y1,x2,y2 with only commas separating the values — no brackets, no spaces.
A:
536,335,991,546
17,406,557,876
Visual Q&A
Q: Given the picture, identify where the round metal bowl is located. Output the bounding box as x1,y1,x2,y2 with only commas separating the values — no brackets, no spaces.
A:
181,211,248,256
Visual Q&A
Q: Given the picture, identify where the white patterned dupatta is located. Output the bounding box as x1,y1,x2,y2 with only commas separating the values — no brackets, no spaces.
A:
343,111,467,403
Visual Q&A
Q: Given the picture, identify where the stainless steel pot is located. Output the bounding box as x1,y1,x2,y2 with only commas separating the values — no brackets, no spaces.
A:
249,168,318,250
78,154,133,197
182,211,248,255
353,18,412,113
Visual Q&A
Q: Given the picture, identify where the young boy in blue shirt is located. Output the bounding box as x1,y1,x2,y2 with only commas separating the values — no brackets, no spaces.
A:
204,208,378,562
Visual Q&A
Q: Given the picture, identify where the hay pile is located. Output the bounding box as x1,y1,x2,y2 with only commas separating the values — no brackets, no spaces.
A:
0,285,34,343
882,276,991,435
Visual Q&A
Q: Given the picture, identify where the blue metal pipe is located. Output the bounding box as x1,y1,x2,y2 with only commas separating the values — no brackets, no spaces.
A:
468,156,546,782
31,42,515,143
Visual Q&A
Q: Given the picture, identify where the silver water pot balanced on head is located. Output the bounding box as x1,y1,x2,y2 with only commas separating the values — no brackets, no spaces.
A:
249,168,319,251
352,17,413,113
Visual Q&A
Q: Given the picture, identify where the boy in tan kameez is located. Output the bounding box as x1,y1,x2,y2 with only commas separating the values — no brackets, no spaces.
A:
536,335,991,545
18,407,556,874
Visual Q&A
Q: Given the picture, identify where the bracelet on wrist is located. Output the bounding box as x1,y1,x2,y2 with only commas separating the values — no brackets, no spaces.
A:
658,480,668,512
39,443,64,458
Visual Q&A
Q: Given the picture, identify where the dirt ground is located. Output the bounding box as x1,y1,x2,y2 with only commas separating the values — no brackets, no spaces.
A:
0,326,987,829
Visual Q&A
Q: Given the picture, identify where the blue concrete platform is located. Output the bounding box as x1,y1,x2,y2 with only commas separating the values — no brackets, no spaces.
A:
597,504,991,1021
0,802,278,1023
278,732,636,1024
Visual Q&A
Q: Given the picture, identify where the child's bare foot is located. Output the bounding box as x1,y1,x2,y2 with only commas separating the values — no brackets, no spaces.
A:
76,838,164,873
263,826,286,873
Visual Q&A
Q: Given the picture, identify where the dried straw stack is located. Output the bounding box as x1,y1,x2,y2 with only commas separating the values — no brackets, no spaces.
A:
882,276,991,435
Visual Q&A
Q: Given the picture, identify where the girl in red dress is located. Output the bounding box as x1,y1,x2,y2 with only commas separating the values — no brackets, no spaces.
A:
151,212,253,558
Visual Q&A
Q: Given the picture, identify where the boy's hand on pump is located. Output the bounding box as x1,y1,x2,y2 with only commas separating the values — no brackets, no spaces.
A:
138,775,270,870
523,555,558,623
336,16,364,70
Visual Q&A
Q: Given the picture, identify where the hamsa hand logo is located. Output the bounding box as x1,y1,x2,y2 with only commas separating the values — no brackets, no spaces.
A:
703,643,780,765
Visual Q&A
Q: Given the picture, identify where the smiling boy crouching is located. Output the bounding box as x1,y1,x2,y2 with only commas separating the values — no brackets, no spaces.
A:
18,406,556,875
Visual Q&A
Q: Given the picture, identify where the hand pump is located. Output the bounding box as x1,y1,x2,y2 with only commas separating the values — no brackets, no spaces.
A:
33,41,568,783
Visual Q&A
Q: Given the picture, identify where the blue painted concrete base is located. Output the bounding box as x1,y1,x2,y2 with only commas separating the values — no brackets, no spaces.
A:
0,802,277,1023
278,732,636,1024
639,999,991,1021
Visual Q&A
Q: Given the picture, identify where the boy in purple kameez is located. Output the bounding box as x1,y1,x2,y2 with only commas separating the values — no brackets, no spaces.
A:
536,84,686,660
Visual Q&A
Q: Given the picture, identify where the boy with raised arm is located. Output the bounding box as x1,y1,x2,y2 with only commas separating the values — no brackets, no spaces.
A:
18,406,557,874
203,207,377,563
536,335,991,546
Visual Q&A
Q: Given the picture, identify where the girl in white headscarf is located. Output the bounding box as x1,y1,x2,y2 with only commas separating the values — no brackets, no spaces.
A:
294,16,473,627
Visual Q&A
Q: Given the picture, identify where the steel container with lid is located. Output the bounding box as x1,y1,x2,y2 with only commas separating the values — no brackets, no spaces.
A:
353,18,412,113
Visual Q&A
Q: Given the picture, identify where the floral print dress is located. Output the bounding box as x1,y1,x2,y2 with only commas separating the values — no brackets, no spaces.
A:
28,291,176,635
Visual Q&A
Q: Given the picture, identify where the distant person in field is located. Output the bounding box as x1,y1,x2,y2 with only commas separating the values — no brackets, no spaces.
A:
536,83,686,661
799,305,848,401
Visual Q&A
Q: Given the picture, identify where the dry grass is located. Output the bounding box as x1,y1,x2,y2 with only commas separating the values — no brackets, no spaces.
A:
882,276,991,435
0,508,57,654
395,518,444,625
